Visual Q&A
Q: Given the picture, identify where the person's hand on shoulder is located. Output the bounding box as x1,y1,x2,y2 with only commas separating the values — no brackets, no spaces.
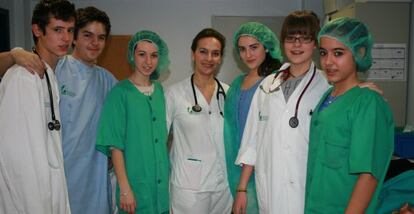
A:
11,48,46,78
358,81,384,96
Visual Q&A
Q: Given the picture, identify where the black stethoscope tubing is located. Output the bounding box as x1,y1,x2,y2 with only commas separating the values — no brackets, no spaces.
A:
191,73,226,116
288,66,316,128
32,48,61,131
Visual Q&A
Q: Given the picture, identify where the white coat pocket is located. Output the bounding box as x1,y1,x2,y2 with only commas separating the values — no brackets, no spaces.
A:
255,173,269,213
175,158,203,190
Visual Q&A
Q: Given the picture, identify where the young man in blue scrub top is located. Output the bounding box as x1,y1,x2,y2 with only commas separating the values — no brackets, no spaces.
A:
0,0,75,213
56,7,117,214
0,6,117,214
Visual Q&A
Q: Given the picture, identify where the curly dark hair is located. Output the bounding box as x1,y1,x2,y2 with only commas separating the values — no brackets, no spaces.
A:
258,52,282,76
31,0,76,43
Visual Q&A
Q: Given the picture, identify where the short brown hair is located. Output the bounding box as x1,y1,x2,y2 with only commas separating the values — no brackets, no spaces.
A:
191,28,225,55
280,10,320,44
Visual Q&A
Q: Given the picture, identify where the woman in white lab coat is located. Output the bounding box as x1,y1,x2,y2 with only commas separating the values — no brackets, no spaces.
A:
166,28,232,214
236,10,330,213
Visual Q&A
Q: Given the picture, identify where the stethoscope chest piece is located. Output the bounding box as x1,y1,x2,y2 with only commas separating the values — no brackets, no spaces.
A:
287,66,317,129
289,116,299,128
48,120,61,131
192,104,202,113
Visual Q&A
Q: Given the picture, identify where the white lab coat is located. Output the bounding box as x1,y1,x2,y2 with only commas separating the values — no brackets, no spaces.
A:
166,76,232,213
0,64,70,214
236,63,330,214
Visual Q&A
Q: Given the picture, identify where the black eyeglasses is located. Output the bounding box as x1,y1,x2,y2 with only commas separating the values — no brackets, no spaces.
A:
285,36,313,44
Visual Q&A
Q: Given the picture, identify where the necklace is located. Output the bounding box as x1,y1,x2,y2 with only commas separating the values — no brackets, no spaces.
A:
129,78,154,95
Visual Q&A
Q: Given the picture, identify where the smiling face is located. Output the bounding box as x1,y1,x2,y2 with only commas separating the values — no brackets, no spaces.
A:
133,40,159,78
237,35,266,73
72,21,107,66
191,37,222,77
319,36,358,88
283,33,316,67
33,17,75,65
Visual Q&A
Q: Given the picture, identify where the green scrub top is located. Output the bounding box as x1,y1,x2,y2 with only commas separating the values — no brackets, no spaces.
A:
96,80,169,214
223,74,259,213
305,86,394,214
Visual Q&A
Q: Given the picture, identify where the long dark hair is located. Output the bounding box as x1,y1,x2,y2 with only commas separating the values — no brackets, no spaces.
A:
258,52,282,76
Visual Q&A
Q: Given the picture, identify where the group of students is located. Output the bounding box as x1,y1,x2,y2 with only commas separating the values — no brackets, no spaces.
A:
0,0,398,213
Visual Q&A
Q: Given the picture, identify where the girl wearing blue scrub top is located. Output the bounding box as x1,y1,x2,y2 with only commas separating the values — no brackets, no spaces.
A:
225,22,283,214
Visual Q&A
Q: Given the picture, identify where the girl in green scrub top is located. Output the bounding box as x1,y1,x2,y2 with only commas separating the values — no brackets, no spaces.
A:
96,30,170,214
305,17,394,214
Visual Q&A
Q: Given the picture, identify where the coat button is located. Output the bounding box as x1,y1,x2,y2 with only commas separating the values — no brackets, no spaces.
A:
157,179,161,184
153,117,156,121
155,138,158,143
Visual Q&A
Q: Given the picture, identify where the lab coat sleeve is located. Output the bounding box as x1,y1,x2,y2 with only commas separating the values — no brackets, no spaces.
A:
235,88,261,166
0,68,51,213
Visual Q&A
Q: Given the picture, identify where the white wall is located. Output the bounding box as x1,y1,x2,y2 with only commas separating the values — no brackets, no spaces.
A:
0,0,30,49
303,0,324,19
11,0,336,85
28,0,302,86
8,0,413,124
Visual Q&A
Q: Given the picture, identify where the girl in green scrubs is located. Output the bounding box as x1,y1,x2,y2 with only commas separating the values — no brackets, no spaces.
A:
305,17,394,214
96,30,170,214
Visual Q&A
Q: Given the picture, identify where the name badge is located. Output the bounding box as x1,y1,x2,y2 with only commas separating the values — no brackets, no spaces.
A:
259,111,268,121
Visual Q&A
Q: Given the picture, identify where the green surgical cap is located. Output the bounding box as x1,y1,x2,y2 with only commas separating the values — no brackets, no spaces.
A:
318,17,373,72
128,30,170,80
233,22,283,62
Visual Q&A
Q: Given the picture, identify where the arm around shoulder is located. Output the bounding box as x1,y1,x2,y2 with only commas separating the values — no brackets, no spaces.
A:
0,48,45,77
0,51,15,76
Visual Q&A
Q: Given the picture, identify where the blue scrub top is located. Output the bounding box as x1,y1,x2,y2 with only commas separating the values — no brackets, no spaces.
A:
56,55,118,214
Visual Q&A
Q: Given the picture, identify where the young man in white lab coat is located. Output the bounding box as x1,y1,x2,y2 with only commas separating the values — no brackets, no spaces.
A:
0,7,118,214
0,0,75,213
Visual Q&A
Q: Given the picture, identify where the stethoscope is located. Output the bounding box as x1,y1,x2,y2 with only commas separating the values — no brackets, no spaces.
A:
33,48,61,131
260,66,316,128
191,73,226,117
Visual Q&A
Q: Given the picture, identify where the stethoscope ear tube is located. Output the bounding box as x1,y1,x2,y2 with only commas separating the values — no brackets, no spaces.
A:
32,47,61,131
289,66,316,128
44,67,61,131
